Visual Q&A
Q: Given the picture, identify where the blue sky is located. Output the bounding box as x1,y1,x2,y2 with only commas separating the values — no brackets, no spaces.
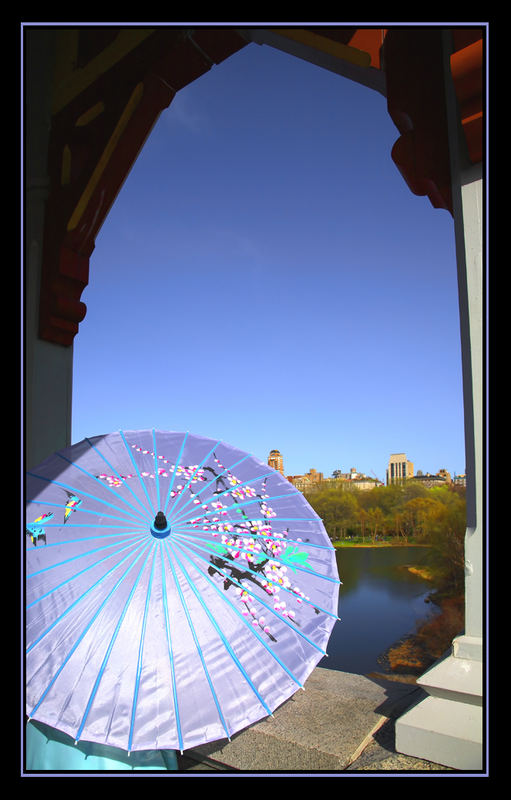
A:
72,39,465,482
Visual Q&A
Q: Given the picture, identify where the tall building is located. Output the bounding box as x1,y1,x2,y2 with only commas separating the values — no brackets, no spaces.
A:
268,449,284,475
386,453,414,484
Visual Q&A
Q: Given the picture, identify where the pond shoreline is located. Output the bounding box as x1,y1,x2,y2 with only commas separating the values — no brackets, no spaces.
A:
332,540,429,549
375,593,464,681
331,540,454,681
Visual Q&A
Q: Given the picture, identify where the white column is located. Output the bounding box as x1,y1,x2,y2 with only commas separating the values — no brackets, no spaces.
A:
25,29,74,470
395,36,484,771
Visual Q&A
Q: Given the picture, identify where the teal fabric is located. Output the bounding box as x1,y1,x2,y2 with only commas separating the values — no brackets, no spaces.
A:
25,720,178,772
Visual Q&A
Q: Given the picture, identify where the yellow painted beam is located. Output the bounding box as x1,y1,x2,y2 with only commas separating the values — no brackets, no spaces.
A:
270,28,372,68
75,101,105,127
67,82,144,232
52,29,155,115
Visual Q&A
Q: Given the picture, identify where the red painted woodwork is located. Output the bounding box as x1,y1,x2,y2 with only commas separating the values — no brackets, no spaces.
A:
37,26,483,346
450,34,484,164
38,28,247,346
384,28,453,214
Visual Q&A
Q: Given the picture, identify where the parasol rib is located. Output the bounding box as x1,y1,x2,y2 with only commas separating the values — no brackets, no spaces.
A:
172,523,339,585
167,541,274,719
171,537,306,684
162,432,188,514
57,450,154,522
26,532,146,560
28,542,152,719
171,529,340,612
181,491,306,523
164,440,221,519
128,544,158,753
26,537,147,608
176,522,337,552
86,437,156,520
168,456,259,520
152,429,161,514
26,534,145,577
27,541,149,655
74,542,156,744
162,538,232,742
169,453,251,520
173,534,333,650
171,470,276,526
28,498,149,527
27,471,149,525
35,523,145,531
120,430,157,517
173,520,339,554
133,446,252,522
160,541,184,753
191,537,338,619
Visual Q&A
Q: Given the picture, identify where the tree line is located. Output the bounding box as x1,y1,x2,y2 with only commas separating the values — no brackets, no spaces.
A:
304,481,466,595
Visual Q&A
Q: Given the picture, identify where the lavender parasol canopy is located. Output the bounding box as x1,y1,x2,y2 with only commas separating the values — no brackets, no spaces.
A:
26,430,340,754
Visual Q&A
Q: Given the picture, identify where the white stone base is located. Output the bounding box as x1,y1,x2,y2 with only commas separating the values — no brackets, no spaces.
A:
395,640,483,770
395,695,482,770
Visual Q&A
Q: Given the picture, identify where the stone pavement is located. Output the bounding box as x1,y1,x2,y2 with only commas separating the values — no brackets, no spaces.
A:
176,667,455,773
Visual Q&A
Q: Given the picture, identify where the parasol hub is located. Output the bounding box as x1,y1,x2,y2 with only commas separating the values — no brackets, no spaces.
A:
150,511,171,538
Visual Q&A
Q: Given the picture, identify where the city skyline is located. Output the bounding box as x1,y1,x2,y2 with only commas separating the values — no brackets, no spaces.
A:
266,447,464,484
71,39,466,483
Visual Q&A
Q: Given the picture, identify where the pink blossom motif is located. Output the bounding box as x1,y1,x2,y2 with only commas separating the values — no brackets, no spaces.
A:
205,499,318,642
95,447,210,495
95,441,325,645
260,503,277,518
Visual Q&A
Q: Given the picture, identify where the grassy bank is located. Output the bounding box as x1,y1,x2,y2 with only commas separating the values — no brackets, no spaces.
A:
332,538,427,548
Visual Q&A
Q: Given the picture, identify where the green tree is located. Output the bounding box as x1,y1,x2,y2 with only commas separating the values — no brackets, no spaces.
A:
366,506,385,543
356,507,368,542
400,496,445,540
392,511,409,542
305,487,358,541
422,492,466,594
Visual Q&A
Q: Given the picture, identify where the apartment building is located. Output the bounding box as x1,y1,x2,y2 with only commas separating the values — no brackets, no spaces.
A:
268,449,284,475
386,453,414,484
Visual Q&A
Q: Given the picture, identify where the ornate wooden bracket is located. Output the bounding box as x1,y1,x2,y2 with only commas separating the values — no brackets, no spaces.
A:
384,28,454,213
383,27,483,216
450,32,484,165
38,27,247,346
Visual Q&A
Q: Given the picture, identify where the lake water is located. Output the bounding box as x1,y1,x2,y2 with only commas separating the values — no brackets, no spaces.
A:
319,546,437,675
